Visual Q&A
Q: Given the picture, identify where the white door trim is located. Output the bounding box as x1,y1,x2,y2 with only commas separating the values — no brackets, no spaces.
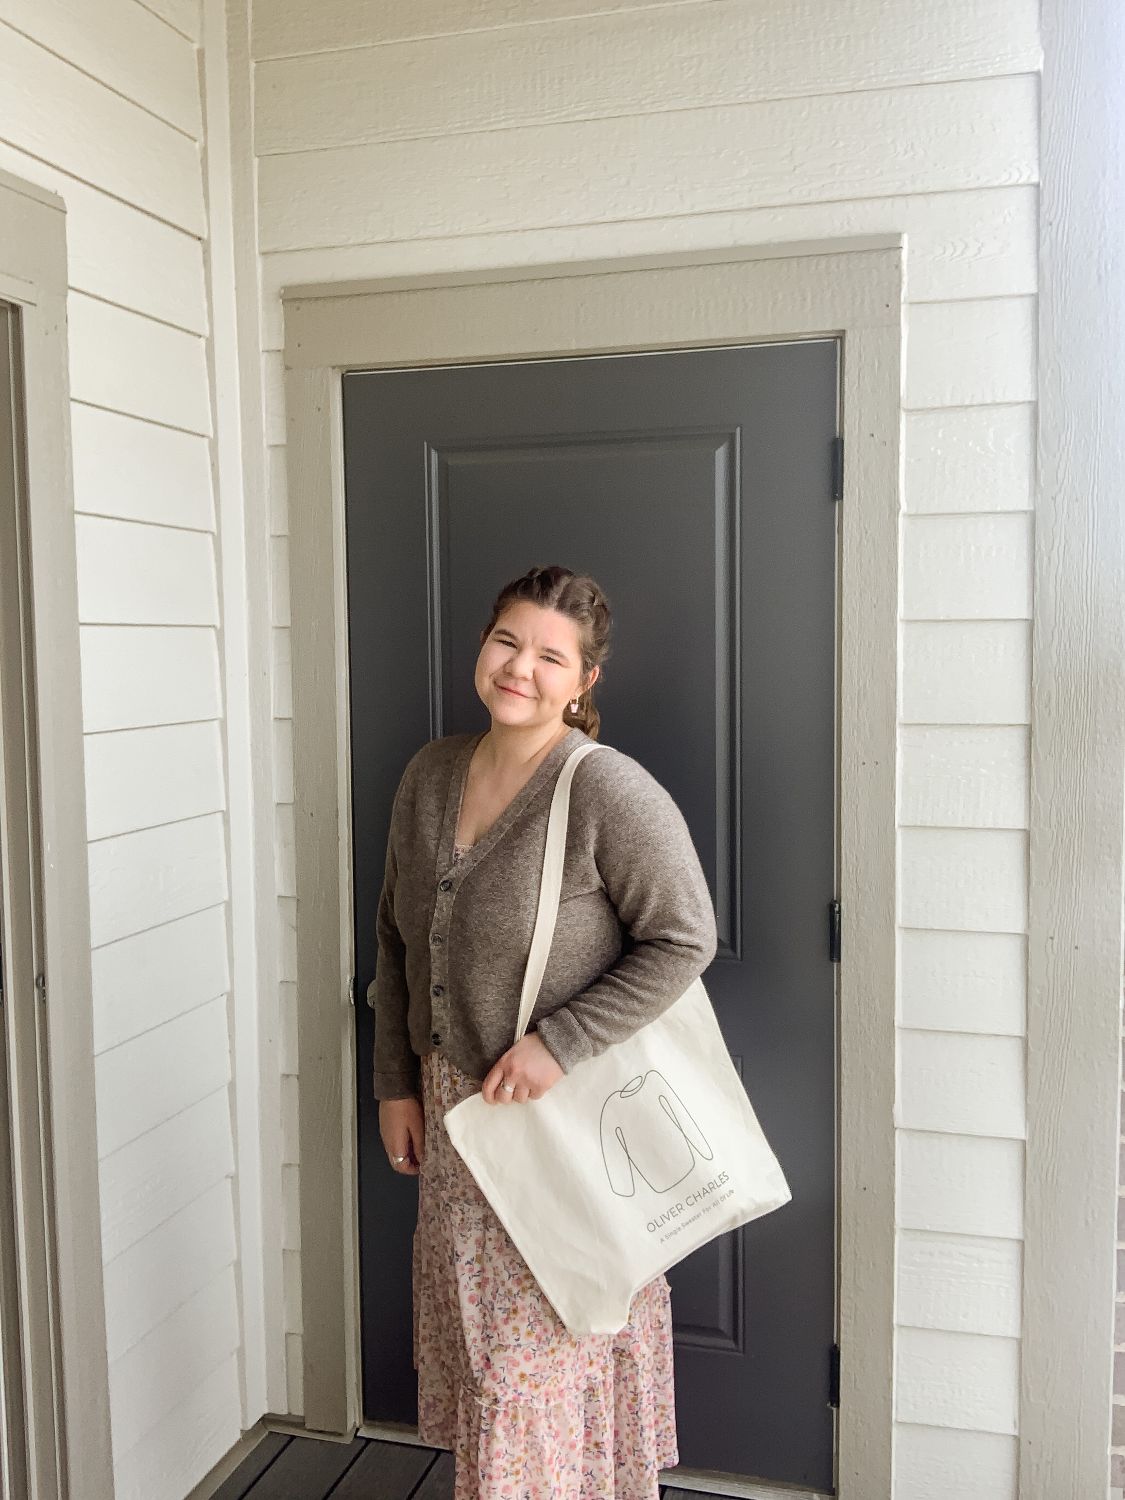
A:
0,166,114,1500
280,241,903,1497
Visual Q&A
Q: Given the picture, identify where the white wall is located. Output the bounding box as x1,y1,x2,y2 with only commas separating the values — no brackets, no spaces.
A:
241,0,1039,1492
0,3,249,1496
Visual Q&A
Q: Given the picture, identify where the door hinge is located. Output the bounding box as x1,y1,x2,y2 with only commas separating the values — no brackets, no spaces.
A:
829,1343,841,1407
830,435,844,503
347,975,356,1007
35,972,46,1004
828,900,841,964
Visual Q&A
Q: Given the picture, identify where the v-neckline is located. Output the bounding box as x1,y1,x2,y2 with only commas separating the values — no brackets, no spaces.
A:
438,724,588,878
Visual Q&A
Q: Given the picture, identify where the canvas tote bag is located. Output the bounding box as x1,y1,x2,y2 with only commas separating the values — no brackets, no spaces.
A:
443,740,792,1336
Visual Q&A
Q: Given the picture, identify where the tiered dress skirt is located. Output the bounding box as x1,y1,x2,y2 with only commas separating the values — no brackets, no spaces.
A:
412,847,680,1499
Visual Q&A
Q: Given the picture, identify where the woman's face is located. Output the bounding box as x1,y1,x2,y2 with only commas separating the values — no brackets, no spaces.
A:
475,601,598,731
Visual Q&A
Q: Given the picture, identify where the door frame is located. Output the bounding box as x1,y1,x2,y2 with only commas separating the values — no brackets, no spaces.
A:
0,168,114,1499
281,241,902,1496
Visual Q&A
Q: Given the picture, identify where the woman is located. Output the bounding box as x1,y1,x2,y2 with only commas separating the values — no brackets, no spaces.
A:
373,564,718,1499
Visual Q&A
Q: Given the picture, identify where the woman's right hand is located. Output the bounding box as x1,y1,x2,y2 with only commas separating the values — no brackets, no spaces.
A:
379,1096,425,1175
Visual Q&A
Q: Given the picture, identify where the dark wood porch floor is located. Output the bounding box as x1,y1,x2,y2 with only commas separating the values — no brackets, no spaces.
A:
210,1431,731,1498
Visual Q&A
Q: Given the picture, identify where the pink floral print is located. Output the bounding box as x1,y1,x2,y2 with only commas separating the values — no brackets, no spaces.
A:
412,845,679,1498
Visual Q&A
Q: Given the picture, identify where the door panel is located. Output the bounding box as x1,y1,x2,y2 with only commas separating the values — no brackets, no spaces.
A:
344,340,838,1490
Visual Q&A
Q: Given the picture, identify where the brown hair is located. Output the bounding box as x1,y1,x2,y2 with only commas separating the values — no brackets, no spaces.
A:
480,565,612,740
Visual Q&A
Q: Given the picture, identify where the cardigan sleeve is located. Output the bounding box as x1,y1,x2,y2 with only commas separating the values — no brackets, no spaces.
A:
371,757,422,1102
533,751,718,1075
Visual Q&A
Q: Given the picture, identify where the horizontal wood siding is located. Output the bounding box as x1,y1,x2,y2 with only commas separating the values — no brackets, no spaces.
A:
905,405,1035,515
70,406,214,531
257,77,1037,252
0,0,202,134
902,622,1031,725
99,1091,235,1264
69,295,213,434
254,0,1040,153
0,157,209,333
245,0,1041,1484
102,1179,237,1362
0,22,203,232
84,722,226,841
91,905,230,1053
896,1328,1021,1435
899,930,1026,1036
94,996,232,1159
87,813,229,948
894,1424,1019,1500
113,1356,242,1500
0,4,240,1495
900,727,1030,830
106,1269,240,1457
897,1231,1022,1338
898,1131,1025,1241
253,0,723,56
80,626,223,732
76,516,219,626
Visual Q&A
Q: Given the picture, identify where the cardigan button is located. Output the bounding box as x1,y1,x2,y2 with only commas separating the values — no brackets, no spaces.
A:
431,933,443,944
431,1031,442,1045
438,878,453,891
432,984,444,997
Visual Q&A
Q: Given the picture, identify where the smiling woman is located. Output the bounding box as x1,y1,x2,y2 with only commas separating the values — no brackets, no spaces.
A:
454,593,599,855
373,563,718,1498
476,581,603,725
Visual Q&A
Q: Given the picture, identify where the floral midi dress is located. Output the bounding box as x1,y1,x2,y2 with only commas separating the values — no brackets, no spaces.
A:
411,839,680,1499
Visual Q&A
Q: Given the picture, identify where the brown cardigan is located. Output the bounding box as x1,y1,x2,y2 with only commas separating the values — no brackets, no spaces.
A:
371,724,718,1101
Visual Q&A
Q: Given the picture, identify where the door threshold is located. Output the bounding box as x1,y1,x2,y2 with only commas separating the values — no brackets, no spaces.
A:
658,1466,831,1499
357,1420,431,1447
359,1423,832,1499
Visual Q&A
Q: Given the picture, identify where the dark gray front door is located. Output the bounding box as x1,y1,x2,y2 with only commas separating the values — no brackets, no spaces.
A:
344,339,839,1491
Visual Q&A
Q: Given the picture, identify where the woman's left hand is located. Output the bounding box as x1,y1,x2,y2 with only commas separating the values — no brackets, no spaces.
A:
481,1032,564,1105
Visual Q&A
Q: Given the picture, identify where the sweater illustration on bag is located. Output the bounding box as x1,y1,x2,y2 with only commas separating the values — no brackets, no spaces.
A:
598,1070,714,1197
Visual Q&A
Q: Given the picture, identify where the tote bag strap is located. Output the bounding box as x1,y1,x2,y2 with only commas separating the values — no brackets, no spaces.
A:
514,741,608,1043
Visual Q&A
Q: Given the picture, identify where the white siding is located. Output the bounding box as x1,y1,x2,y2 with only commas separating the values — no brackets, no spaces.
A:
243,0,1041,1489
252,0,1038,150
0,23,203,230
256,79,1036,252
0,1,242,1494
70,406,215,530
